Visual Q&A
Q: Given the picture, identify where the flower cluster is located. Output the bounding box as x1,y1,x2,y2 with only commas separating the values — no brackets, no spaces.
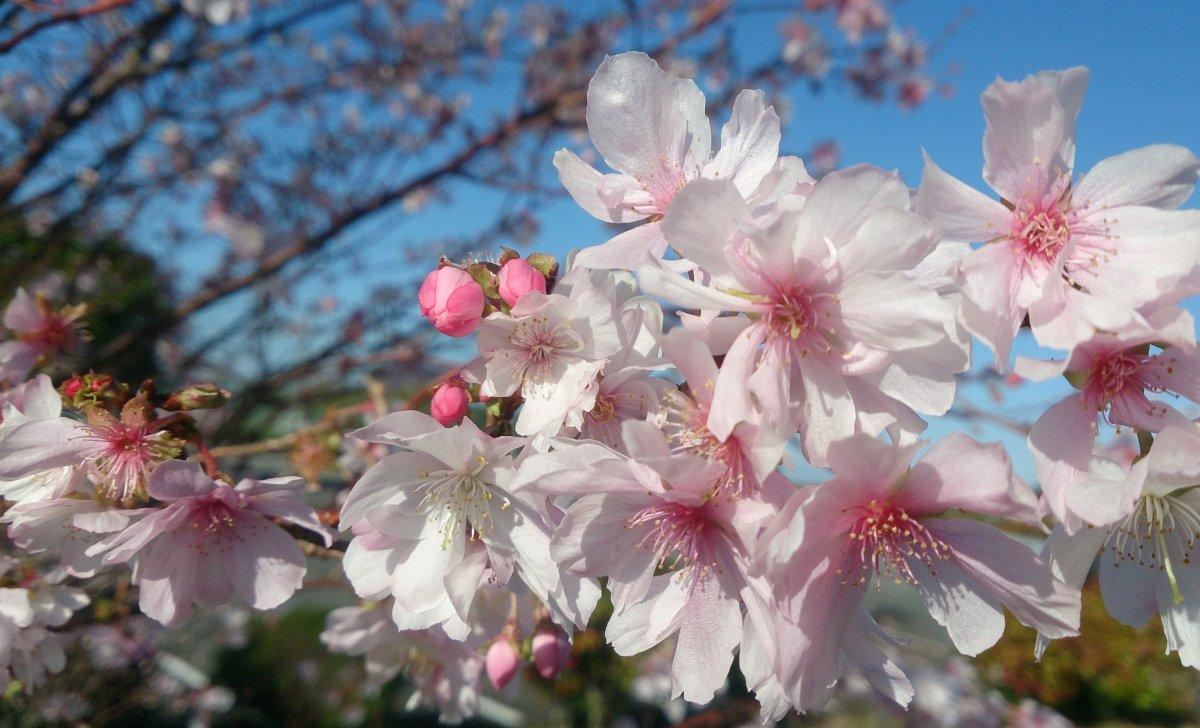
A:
0,50,1198,723
325,54,1200,722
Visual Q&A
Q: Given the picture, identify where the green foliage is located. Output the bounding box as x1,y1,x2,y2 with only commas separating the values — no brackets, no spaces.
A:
0,213,173,383
976,580,1200,725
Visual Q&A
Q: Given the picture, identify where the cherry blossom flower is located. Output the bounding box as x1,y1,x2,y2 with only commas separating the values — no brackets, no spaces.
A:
1022,308,1200,529
915,67,1200,368
0,375,88,505
0,289,86,385
0,393,181,504
554,52,809,270
638,166,966,464
754,434,1077,711
470,280,621,439
1037,422,1200,669
85,461,331,627
2,498,136,577
340,411,599,633
320,605,485,721
658,328,786,499
515,420,788,705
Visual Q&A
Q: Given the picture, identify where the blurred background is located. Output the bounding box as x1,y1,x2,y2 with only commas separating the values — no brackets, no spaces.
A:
1,0,1199,725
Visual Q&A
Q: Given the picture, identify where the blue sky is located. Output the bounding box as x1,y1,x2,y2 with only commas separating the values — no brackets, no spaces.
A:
159,2,1199,483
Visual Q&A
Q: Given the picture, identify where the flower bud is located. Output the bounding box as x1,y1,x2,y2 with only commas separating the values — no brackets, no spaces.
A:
485,637,521,691
430,379,470,426
497,258,547,307
418,267,485,337
163,383,231,411
531,625,570,679
59,372,112,408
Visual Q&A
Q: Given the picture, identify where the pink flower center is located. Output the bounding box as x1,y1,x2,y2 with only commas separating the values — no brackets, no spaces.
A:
1013,206,1071,263
22,313,75,352
628,501,716,576
840,500,949,588
181,497,243,552
85,421,179,502
661,391,750,499
587,394,616,424
761,285,839,357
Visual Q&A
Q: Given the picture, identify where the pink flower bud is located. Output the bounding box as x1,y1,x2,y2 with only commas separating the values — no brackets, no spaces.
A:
430,380,470,426
531,626,570,679
485,638,521,691
418,267,485,337
497,258,547,308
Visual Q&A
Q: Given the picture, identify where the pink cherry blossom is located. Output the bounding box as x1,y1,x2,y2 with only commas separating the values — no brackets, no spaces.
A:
429,378,470,426
754,434,1076,711
0,289,86,385
0,375,88,505
555,52,811,270
1037,423,1200,669
0,394,181,503
341,410,599,633
638,167,966,465
915,67,1200,368
1022,308,1200,530
469,280,621,438
531,624,570,679
85,460,331,627
418,266,485,337
515,420,787,705
497,258,547,307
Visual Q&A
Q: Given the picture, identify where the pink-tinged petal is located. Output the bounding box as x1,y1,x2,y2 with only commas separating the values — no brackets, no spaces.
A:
133,535,199,627
1035,523,1107,658
226,517,306,610
1155,534,1200,668
825,433,915,490
838,272,949,350
636,259,760,313
1097,549,1158,628
1013,355,1071,382
707,324,766,441
443,542,489,623
350,410,442,446
703,89,781,196
146,460,216,501
606,573,687,655
980,76,1072,202
0,340,39,383
661,178,750,280
1028,393,1098,530
342,538,396,600
0,418,99,480
390,530,464,614
2,289,42,332
1070,207,1200,309
671,574,741,703
901,433,1040,523
796,357,858,467
914,151,1012,241
677,312,750,356
661,327,718,398
1138,423,1200,498
866,335,969,417
1151,347,1200,405
1075,145,1200,211
338,451,443,529
839,204,939,279
957,242,1025,370
88,505,192,563
842,612,913,708
800,165,910,246
774,567,866,711
931,518,1080,641
1028,283,1145,353
573,222,669,271
246,490,332,546
549,493,649,577
12,375,62,420
586,52,710,182
908,554,1005,656
552,150,650,224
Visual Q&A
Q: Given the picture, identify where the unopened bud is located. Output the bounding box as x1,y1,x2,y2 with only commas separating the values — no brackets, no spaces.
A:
419,267,485,337
430,379,470,426
498,258,547,308
163,383,231,411
531,625,570,679
485,637,521,691
59,372,112,408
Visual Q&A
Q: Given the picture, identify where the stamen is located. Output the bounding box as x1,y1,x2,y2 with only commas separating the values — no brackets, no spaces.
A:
838,499,951,588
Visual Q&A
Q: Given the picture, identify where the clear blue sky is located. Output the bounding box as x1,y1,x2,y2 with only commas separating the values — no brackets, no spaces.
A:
171,2,1200,483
